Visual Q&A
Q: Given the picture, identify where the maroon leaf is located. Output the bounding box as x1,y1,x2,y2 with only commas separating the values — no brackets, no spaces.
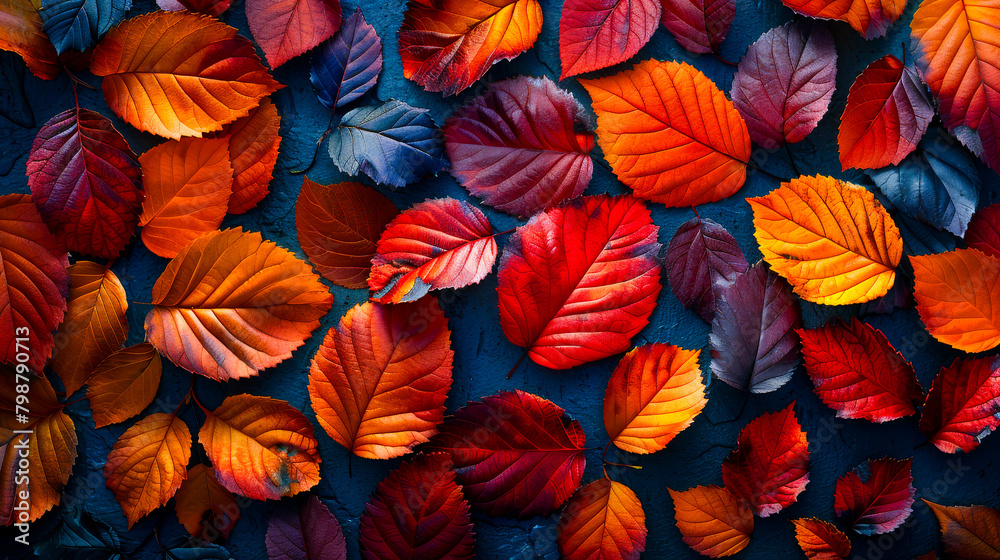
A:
558,0,661,79
966,203,1000,259
664,216,748,322
659,0,735,54
265,495,347,560
920,356,1000,453
834,457,914,535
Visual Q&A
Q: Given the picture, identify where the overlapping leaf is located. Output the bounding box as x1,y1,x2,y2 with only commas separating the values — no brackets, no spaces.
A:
87,343,162,428
920,357,1000,453
212,96,281,215
266,495,346,560
557,478,647,560
425,390,586,518
156,0,231,15
558,0,660,79
89,11,281,139
659,0,734,54
174,464,240,541
40,0,130,54
665,216,748,322
581,60,750,206
359,453,474,560
749,175,903,305
369,198,497,303
604,343,707,454
497,195,661,369
310,8,381,110
398,0,543,96
731,22,837,150
443,76,594,218
144,227,333,380
0,0,61,80
245,0,340,69
834,457,914,535
798,318,923,422
966,203,1000,258
782,0,906,38
792,518,851,560
924,501,1000,560
669,485,753,558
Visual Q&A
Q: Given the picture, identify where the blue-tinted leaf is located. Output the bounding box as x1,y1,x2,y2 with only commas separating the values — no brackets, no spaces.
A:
310,7,381,110
33,507,121,560
40,0,131,54
894,212,958,256
329,99,447,188
866,128,981,236
0,52,33,128
161,538,232,560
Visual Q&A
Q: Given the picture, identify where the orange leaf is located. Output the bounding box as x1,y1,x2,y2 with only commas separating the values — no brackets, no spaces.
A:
138,137,233,258
198,394,321,500
749,175,902,305
924,500,1000,560
557,478,647,560
213,96,281,214
174,463,240,541
49,261,128,395
911,248,1000,353
87,343,163,428
669,485,753,558
245,0,341,69
603,344,706,454
89,11,281,139
308,298,453,459
144,228,333,380
0,372,77,524
580,59,750,207
792,518,851,560
104,412,192,527
0,0,60,80
781,0,906,38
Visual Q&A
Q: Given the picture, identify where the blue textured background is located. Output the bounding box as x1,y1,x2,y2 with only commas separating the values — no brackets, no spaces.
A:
2,0,1000,558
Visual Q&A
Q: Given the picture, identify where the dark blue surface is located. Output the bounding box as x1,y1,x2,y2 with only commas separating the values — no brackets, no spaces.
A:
2,0,1000,558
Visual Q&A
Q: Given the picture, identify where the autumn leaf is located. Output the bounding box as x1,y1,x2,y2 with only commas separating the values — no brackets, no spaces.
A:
558,0,660,79
731,22,837,150
709,261,802,393
911,248,1000,353
798,318,923,422
603,343,706,454
838,55,934,170
659,0,735,54
40,0,129,54
144,227,333,381
581,59,750,207
89,11,281,139
245,0,340,69
398,0,543,96
924,501,1000,560
497,195,661,370
138,137,232,258
310,8,382,110
0,194,69,371
48,261,128,395
557,478,647,560
781,0,905,38
174,464,240,542
834,457,914,535
308,298,453,459
792,518,851,560
87,343,162,428
157,0,231,16
749,175,903,305
369,198,497,303
920,357,1000,453
266,494,346,560
669,485,753,558
26,107,143,258
211,96,281,215
966,203,1000,258
425,390,586,518
443,75,594,218
0,0,61,80
199,394,321,500
664,216,748,322
359,453,474,560
104,412,191,527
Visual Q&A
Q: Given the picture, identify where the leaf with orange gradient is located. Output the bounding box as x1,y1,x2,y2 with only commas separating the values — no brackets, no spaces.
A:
558,0,660,79
87,343,163,428
749,175,903,305
213,96,281,214
89,11,281,139
911,248,1000,353
104,412,191,527
308,297,454,460
138,137,232,258
245,0,341,69
398,0,543,96
0,372,77,524
924,501,1000,560
603,343,706,454
580,59,750,207
911,0,1000,173
174,464,240,541
781,0,906,38
669,485,753,558
792,518,851,560
0,0,60,79
49,261,127,395
199,394,321,500
144,228,333,381
557,478,647,560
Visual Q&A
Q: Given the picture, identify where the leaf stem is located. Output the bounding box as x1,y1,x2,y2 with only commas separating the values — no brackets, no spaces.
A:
749,165,791,183
505,348,530,379
713,50,738,67
784,144,801,176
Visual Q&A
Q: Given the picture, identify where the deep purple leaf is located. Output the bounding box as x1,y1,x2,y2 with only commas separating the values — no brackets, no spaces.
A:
665,216,748,322
265,495,347,560
310,8,382,110
659,0,735,54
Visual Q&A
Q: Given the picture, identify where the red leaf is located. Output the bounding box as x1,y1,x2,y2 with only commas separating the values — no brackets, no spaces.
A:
212,96,281,215
798,318,923,423
659,0,735,54
558,0,660,79
781,0,905,38
920,356,1000,453
834,457,914,535
369,198,497,304
359,453,475,560
966,203,1000,259
266,495,347,560
731,22,837,150
722,403,809,517
664,216,748,322
838,55,933,170
557,478,647,560
497,195,661,370
26,108,143,258
157,0,232,16
425,390,586,518
792,518,851,560
443,76,594,219
245,0,341,69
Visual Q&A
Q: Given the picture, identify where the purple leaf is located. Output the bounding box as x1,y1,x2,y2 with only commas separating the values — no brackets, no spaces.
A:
265,495,347,560
659,0,735,55
310,7,382,110
664,216,748,322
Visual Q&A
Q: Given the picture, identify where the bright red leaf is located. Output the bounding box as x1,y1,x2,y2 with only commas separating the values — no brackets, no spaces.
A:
557,478,647,560
558,0,660,79
834,457,914,535
664,216,748,322
659,0,735,54
245,0,341,69
966,203,1000,259
266,494,347,560
920,356,1000,453
792,518,851,560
